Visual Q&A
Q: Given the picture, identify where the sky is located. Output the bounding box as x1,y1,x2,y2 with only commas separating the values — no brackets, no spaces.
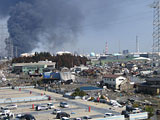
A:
64,0,153,54
0,0,155,55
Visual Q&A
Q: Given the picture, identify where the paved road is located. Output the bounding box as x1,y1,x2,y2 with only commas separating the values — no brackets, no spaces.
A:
26,109,104,119
15,106,103,119
17,102,59,108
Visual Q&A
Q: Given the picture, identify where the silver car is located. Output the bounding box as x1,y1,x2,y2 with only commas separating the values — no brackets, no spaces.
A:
35,105,48,111
1,104,17,110
60,102,69,108
53,109,61,114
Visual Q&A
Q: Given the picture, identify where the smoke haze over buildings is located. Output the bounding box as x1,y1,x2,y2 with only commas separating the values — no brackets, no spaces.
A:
0,0,83,55
0,0,151,55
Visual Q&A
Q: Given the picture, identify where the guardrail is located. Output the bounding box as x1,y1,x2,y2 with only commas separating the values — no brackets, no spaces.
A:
0,86,35,90
14,86,35,89
0,87,12,90
0,95,49,104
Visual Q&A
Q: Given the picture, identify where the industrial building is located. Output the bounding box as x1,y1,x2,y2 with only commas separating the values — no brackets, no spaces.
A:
42,70,75,83
136,77,160,95
12,61,56,75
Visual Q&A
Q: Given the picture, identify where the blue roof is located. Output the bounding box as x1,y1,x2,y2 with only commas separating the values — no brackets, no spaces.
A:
80,86,103,91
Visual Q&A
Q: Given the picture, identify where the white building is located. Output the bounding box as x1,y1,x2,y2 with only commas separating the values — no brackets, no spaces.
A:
60,67,75,81
102,74,127,90
56,51,72,56
20,53,35,57
60,72,75,81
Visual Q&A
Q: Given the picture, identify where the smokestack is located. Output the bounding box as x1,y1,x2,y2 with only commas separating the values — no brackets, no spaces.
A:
136,36,139,53
105,41,108,54
118,40,121,54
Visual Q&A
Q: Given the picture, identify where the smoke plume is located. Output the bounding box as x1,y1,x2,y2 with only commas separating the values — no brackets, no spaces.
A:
0,0,83,55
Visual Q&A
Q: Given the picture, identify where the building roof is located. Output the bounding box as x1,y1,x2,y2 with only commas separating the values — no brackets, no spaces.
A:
134,57,151,61
138,83,160,88
80,86,103,91
146,77,160,82
103,74,121,78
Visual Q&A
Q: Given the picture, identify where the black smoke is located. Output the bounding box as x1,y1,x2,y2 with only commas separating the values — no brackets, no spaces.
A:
0,0,83,55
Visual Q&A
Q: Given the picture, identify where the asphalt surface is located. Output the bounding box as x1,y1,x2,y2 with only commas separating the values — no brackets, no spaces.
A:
11,88,121,120
20,89,120,115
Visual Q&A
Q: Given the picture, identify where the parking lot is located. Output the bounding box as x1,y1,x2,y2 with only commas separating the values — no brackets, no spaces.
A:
0,88,35,99
0,88,125,120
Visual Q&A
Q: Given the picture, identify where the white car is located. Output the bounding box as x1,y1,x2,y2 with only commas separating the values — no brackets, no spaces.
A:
35,105,48,111
132,108,142,113
74,118,81,120
104,113,114,117
0,109,14,118
2,108,10,114
61,117,70,120
82,116,92,120
0,108,10,116
1,104,17,110
60,102,69,108
53,109,61,114
47,103,54,109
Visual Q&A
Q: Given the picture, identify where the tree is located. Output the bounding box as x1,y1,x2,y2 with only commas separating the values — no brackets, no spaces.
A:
145,106,154,119
12,52,88,69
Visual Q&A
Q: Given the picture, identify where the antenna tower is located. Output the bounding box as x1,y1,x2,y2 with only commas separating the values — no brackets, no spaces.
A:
152,0,160,53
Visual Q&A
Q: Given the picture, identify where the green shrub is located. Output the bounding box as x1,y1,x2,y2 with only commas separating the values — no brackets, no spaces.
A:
145,106,154,118
132,102,140,108
71,88,86,97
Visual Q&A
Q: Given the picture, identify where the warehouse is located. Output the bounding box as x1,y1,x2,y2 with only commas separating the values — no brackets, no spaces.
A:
12,61,56,75
137,77,160,95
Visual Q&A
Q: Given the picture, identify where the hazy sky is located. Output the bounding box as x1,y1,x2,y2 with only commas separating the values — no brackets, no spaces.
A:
0,0,154,55
75,0,153,54
65,0,153,54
